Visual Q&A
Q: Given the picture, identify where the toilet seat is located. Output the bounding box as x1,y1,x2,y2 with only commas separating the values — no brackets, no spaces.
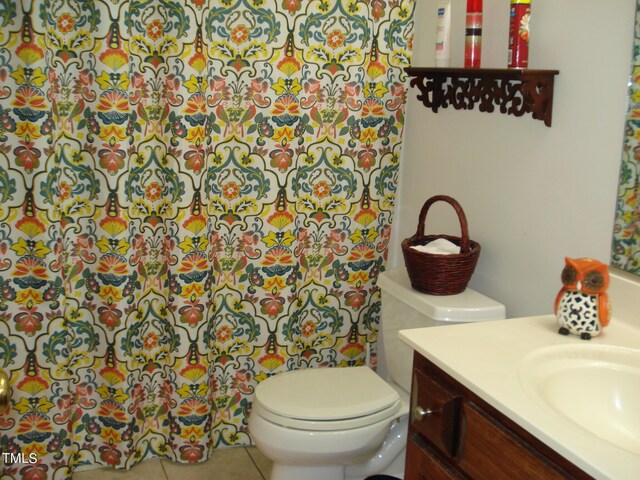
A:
253,366,402,431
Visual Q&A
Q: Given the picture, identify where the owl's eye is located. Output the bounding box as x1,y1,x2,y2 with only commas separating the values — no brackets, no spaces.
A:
561,265,577,285
584,271,604,290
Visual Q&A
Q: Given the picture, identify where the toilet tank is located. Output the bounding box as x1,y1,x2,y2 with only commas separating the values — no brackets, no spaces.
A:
378,268,506,393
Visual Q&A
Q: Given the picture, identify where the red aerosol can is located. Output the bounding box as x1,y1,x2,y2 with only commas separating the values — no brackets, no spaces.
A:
465,0,482,68
508,0,531,68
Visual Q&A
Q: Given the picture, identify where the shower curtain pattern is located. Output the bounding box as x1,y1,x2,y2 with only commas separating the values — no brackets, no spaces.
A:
612,0,640,274
0,0,414,477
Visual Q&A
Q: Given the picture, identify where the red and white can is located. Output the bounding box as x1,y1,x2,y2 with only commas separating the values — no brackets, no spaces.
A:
508,0,531,68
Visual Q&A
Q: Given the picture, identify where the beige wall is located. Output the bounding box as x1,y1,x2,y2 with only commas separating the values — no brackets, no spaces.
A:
390,0,636,317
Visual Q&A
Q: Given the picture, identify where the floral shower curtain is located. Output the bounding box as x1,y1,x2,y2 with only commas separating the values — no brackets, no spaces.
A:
612,0,640,274
0,0,414,478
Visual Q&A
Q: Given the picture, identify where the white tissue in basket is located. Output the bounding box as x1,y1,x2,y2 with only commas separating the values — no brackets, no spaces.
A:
411,238,460,255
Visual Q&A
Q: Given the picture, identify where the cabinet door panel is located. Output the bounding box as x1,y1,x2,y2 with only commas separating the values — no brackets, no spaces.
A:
406,438,463,480
411,370,462,457
457,403,568,480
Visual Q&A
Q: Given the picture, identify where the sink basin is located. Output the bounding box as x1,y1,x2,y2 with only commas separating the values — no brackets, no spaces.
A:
519,344,640,455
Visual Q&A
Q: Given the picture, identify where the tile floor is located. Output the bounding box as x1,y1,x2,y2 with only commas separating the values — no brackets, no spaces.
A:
72,446,272,480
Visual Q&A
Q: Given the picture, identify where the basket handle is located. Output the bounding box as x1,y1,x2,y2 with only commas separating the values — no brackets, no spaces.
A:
414,195,471,253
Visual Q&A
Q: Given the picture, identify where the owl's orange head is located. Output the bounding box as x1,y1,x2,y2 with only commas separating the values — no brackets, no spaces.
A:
561,257,609,294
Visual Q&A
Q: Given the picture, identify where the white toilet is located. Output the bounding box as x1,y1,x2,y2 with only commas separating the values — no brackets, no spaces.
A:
248,268,506,480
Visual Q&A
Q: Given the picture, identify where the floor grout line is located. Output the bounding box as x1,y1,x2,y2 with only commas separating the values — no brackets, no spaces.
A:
244,447,267,480
159,458,169,480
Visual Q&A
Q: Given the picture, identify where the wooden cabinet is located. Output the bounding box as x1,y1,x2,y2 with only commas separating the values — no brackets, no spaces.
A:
406,352,593,480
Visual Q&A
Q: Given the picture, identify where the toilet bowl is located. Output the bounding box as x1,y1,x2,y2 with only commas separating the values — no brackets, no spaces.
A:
249,267,506,480
250,366,408,480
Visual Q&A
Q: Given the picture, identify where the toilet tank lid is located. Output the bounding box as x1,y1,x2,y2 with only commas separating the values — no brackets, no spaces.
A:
254,366,400,421
378,268,506,322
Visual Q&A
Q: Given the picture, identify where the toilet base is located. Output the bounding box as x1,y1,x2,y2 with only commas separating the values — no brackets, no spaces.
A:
271,464,344,480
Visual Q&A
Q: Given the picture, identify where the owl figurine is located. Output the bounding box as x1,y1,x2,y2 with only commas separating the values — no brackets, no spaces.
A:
554,257,611,340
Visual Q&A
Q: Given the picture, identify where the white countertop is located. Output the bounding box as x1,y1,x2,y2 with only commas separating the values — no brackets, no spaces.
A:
399,314,640,480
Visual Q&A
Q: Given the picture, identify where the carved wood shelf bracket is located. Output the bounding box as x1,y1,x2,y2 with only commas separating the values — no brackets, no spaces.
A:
405,67,559,127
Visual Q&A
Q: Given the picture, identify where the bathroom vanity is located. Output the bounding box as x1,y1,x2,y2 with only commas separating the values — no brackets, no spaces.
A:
399,271,640,480
406,350,590,479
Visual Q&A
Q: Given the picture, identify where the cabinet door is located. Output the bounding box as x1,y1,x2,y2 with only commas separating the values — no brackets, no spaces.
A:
406,438,463,480
457,403,569,480
411,370,462,457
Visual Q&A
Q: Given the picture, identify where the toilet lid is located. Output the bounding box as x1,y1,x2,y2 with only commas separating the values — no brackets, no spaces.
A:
253,366,401,430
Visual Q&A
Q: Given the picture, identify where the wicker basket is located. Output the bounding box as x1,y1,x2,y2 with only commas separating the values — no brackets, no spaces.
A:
401,195,480,295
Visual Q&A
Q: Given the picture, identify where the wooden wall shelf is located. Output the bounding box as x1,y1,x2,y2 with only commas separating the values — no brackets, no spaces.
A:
405,67,559,127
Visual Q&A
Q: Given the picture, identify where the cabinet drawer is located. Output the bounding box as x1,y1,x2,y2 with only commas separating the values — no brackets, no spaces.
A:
457,403,568,480
406,438,464,480
411,369,462,457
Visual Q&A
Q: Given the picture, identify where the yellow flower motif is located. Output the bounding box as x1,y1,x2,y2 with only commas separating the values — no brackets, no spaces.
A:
177,236,208,254
267,211,294,228
262,230,296,248
348,271,369,285
263,276,286,291
184,74,207,93
113,238,134,255
16,43,45,65
354,209,377,226
96,385,128,403
180,425,204,440
96,237,111,254
280,230,296,246
346,0,360,13
112,388,129,403
99,125,127,142
16,122,42,140
99,286,124,303
181,283,205,299
96,70,113,90
188,51,207,73
96,70,129,90
99,217,128,236
261,231,279,247
14,396,55,414
184,215,207,234
96,385,108,400
96,237,130,255
23,443,47,459
14,397,35,413
16,289,42,305
271,78,302,96
272,126,296,144
17,377,48,395
99,49,129,70
10,66,46,87
179,364,207,382
185,125,206,144
113,238,131,255
258,352,286,371
10,238,51,258
254,372,269,382
363,81,388,98
11,66,29,86
176,382,207,399
360,127,378,143
277,56,301,76
348,228,378,244
318,0,331,13
100,427,121,443
271,78,288,95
